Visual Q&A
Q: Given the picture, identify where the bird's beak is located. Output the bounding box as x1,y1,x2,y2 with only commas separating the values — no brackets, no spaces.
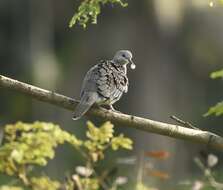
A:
129,59,136,70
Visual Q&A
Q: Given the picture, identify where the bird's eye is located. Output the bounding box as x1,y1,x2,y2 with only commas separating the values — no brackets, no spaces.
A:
122,54,126,58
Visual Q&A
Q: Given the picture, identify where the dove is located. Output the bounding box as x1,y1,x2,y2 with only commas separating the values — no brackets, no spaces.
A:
72,50,135,120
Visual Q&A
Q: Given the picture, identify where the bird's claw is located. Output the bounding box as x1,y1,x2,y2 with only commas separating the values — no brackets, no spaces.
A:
108,105,122,113
100,105,122,113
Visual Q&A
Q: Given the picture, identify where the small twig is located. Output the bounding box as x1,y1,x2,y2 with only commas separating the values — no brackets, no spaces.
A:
170,115,200,130
136,151,144,186
17,165,31,186
72,175,83,190
0,127,4,145
93,170,110,190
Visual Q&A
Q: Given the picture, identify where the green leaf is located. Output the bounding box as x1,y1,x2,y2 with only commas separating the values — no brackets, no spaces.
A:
205,69,223,117
111,134,133,150
69,0,128,28
98,121,114,143
0,122,82,175
86,121,114,143
30,176,61,190
0,186,24,190
84,121,133,162
210,69,223,79
0,120,134,188
204,101,223,116
80,178,99,190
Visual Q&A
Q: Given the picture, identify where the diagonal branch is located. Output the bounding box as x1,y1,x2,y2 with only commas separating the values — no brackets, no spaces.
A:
1,74,223,151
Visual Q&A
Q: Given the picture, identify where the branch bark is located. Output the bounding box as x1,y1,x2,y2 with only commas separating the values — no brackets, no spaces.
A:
1,74,223,151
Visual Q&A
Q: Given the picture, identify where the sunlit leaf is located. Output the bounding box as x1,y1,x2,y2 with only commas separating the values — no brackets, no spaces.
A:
0,186,24,190
204,101,223,116
111,134,133,150
81,178,99,190
0,122,82,175
69,0,128,28
205,69,223,117
0,121,133,189
86,121,114,143
210,69,223,79
30,176,60,190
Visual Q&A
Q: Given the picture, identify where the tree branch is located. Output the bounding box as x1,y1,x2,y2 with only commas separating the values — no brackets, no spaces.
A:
1,74,223,151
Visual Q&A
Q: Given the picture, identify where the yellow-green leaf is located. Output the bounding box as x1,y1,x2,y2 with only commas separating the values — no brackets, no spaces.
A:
210,69,223,79
111,134,133,150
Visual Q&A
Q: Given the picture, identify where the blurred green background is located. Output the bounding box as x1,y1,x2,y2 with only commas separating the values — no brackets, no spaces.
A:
1,0,223,189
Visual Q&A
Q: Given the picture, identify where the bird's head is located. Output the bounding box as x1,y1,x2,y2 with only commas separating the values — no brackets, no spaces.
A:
113,50,136,69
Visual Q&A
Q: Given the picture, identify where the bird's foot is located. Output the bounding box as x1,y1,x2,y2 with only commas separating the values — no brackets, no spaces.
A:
108,105,115,111
107,105,122,113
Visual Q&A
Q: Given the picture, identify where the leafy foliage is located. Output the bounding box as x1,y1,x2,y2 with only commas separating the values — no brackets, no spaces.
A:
84,121,132,161
0,121,133,190
30,176,61,190
111,134,133,150
72,175,99,190
69,0,128,28
204,101,223,117
0,122,81,177
210,69,223,79
180,153,223,190
0,186,23,190
205,69,223,116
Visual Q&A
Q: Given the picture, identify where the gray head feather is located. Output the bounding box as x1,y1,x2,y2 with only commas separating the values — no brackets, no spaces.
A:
112,50,135,69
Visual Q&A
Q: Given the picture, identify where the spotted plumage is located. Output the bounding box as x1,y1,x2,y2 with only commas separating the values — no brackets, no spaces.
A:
72,50,135,120
96,60,128,102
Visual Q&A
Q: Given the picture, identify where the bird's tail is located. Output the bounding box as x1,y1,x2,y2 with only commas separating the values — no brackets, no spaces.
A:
72,93,96,120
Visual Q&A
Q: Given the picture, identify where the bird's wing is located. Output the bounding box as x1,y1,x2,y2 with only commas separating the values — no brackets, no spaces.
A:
80,60,128,101
96,61,128,99
80,65,99,97
73,65,100,120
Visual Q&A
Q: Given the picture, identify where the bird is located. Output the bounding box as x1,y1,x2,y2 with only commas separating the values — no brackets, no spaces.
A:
72,50,136,120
